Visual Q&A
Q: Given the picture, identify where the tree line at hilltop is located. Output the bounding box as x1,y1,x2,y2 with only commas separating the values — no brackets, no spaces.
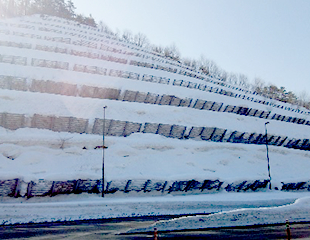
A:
0,0,309,110
0,0,96,26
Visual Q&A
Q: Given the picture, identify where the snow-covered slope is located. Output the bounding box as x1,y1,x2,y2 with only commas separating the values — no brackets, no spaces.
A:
0,14,310,197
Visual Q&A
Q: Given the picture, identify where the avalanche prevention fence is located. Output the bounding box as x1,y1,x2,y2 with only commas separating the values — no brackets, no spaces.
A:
0,113,310,151
0,178,309,199
0,75,309,128
1,112,310,151
1,14,309,117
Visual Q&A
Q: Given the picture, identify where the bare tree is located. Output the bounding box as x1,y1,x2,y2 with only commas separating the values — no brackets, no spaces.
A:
238,74,249,89
164,43,181,61
152,44,164,54
0,1,6,18
114,28,121,39
252,77,265,93
182,57,192,67
218,69,228,82
134,32,149,48
98,21,113,34
197,55,208,74
208,60,220,77
181,57,198,70
297,90,309,108
59,136,73,149
191,59,197,70
197,56,221,77
122,29,133,42
227,73,238,85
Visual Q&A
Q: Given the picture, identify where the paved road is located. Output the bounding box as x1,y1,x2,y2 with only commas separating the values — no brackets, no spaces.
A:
0,216,160,240
1,217,310,239
146,224,310,239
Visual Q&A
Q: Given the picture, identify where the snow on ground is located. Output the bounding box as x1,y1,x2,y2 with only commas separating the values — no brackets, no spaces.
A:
0,190,310,227
127,196,310,233
0,190,309,226
1,15,310,228
1,127,310,184
1,88,310,140
1,126,310,227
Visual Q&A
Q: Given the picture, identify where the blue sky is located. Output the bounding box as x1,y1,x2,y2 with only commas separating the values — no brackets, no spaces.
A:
72,0,310,96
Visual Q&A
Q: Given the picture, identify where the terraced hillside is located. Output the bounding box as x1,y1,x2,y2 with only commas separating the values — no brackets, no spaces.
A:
0,14,309,150
1,15,310,199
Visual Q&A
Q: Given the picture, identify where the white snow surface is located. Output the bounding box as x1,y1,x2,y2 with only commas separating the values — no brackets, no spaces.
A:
1,15,310,229
1,127,310,184
1,127,310,228
127,195,310,233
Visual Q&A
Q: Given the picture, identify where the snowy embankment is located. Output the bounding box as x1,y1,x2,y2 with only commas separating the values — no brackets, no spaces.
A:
1,127,310,184
1,126,310,227
1,15,310,228
1,88,310,140
127,196,310,233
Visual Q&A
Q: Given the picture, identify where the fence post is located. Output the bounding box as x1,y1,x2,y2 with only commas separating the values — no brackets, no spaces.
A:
286,219,291,240
26,181,34,199
50,181,55,196
13,178,20,198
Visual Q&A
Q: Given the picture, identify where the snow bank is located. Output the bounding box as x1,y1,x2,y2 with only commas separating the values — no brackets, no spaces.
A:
127,196,310,233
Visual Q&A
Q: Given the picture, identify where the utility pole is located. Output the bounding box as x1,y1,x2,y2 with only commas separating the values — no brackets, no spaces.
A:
102,106,107,197
265,122,271,190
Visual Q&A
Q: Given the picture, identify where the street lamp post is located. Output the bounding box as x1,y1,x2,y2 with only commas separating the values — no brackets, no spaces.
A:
102,106,107,197
265,122,271,190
